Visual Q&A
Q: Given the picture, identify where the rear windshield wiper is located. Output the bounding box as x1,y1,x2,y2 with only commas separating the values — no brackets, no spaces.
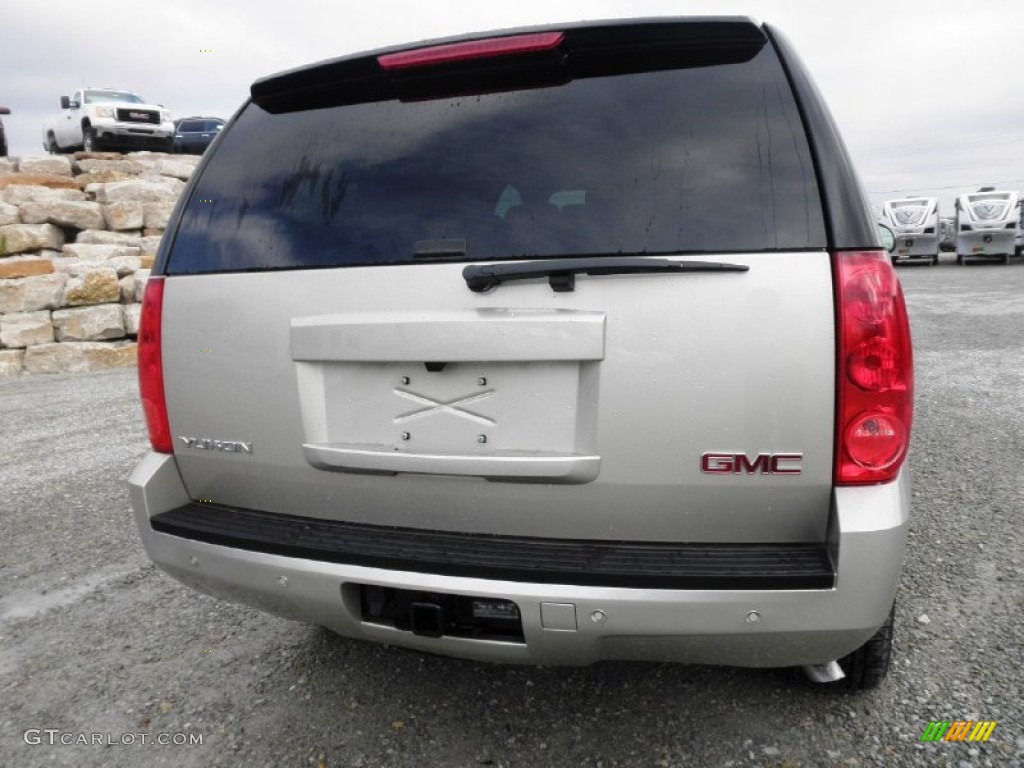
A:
463,256,749,293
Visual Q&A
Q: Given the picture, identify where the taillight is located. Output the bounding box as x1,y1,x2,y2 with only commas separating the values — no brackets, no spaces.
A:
137,276,172,453
833,251,913,484
377,31,564,71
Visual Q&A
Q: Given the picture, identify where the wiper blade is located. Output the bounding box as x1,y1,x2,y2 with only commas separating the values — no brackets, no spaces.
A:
463,256,749,293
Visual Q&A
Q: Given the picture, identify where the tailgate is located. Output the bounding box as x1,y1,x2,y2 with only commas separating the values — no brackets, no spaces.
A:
162,252,835,544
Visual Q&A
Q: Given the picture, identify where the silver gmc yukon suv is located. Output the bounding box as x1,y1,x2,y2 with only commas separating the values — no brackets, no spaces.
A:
128,18,914,690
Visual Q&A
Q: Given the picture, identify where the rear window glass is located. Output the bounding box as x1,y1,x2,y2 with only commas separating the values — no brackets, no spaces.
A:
166,43,825,275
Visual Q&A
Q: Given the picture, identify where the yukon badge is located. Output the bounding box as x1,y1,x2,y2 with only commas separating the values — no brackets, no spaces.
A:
178,436,253,454
701,452,802,475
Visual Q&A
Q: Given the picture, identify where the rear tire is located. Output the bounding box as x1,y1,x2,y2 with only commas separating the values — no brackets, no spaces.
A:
837,602,894,691
1001,253,1010,265
82,126,95,152
956,254,964,265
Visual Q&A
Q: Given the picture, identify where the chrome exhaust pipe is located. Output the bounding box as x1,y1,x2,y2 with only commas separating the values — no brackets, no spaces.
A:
802,660,845,684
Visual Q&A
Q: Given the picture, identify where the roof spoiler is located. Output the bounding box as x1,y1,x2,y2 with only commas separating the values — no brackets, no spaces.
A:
251,18,766,114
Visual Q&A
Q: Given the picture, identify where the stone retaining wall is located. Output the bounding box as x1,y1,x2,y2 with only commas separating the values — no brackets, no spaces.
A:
0,151,197,375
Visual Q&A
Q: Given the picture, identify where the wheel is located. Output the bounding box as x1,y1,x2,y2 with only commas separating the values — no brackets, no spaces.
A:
82,126,96,152
837,602,894,691
46,132,61,154
956,254,964,265
931,254,939,266
1001,254,1010,265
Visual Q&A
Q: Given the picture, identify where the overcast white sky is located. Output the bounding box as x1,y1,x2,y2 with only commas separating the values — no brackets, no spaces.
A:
3,0,1023,213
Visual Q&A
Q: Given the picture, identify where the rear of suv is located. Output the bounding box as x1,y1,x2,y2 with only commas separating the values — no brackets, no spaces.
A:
128,18,914,690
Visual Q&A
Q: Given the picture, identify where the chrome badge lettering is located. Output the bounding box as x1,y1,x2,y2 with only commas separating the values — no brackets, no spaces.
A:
701,452,802,475
178,436,253,454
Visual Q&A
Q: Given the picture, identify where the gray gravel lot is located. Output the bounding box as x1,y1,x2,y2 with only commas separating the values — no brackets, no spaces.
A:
1,255,1022,767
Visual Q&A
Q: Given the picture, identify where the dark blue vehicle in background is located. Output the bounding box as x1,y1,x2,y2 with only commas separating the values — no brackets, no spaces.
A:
172,116,224,154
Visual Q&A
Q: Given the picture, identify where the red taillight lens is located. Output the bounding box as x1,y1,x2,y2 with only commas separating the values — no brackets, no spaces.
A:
847,337,900,391
834,251,913,484
138,276,172,453
844,412,908,471
378,31,564,71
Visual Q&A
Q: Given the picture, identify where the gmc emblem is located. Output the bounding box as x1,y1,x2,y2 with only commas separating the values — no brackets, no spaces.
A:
701,452,803,475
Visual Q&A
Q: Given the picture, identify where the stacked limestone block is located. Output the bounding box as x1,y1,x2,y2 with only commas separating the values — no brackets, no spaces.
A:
0,151,199,375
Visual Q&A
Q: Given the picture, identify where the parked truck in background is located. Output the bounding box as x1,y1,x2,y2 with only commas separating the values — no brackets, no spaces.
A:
42,88,174,154
881,197,940,265
0,105,10,157
1016,199,1024,257
955,188,1021,264
939,217,956,252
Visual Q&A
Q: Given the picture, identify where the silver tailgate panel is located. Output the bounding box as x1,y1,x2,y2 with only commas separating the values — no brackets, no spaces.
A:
162,252,835,543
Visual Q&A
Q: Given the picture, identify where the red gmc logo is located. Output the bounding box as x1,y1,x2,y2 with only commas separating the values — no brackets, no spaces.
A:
700,452,803,475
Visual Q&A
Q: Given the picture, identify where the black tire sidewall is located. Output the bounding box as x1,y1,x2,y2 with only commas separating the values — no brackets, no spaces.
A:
838,602,895,691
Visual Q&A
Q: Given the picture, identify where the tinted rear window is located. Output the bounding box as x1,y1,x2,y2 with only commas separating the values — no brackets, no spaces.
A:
166,40,825,275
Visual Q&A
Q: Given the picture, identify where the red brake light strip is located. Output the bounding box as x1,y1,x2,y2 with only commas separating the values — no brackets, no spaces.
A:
378,31,564,71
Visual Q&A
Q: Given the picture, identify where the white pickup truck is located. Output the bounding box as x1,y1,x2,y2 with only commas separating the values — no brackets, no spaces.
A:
42,87,174,153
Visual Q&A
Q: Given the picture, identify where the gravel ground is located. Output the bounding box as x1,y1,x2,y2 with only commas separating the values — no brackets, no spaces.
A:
1,255,1022,767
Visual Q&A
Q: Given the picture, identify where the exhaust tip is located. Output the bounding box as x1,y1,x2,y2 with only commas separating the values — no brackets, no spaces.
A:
802,660,846,684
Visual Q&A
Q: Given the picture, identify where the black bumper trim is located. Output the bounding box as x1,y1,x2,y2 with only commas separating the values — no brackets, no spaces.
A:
95,132,170,151
151,503,836,590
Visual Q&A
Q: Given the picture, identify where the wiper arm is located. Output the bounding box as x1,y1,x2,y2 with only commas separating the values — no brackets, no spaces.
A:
463,256,749,293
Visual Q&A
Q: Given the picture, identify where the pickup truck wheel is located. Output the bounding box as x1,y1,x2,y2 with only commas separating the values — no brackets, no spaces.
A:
46,133,61,155
837,602,895,691
82,127,95,152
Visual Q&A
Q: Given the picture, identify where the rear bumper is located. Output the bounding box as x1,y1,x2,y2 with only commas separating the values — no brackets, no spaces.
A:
893,233,938,259
957,230,1016,257
127,452,910,667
